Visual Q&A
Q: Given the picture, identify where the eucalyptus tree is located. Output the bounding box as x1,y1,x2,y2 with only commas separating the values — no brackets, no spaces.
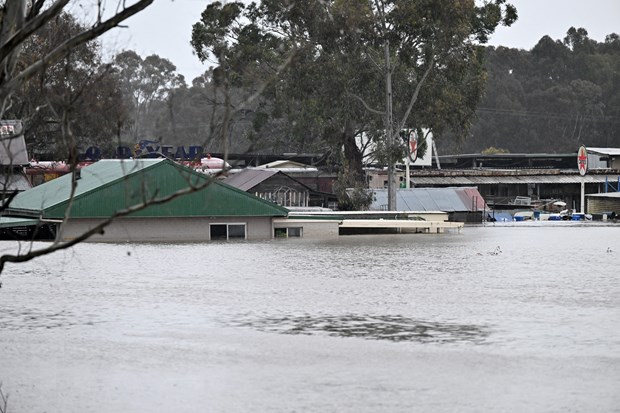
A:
191,0,516,209
112,50,185,143
191,1,298,159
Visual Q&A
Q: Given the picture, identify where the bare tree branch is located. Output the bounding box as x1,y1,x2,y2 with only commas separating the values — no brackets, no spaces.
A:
0,0,70,66
348,92,385,116
395,60,434,133
0,0,154,102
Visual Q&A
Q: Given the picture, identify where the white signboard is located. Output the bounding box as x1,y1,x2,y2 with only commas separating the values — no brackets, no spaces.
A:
402,129,432,167
356,129,433,167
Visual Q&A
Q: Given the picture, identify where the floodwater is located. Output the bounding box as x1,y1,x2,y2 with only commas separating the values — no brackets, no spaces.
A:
1,224,619,413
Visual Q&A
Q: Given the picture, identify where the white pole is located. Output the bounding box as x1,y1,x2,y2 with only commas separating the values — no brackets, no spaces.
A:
432,139,441,170
580,178,585,213
405,156,410,188
385,41,396,210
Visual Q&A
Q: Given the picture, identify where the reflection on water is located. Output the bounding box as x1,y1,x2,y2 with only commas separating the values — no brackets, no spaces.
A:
234,314,489,344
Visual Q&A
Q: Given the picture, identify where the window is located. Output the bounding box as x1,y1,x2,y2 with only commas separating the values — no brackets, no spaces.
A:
288,227,302,237
274,227,303,238
228,224,246,239
209,223,246,240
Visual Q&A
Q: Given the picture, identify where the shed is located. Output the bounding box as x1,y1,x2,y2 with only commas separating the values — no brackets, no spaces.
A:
370,187,489,222
4,159,288,242
587,147,620,170
585,192,620,217
407,169,620,212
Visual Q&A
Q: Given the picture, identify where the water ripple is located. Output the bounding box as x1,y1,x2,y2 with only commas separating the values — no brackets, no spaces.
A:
232,314,490,344
0,307,98,331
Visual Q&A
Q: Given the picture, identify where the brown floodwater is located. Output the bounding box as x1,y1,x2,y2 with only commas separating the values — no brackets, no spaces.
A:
1,224,619,412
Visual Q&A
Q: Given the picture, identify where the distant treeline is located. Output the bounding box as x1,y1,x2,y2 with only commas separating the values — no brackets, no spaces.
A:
440,28,620,155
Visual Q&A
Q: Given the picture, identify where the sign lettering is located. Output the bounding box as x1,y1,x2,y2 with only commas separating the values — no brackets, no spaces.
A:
80,144,206,161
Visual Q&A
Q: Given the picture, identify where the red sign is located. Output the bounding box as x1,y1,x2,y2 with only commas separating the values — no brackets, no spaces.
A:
577,145,588,176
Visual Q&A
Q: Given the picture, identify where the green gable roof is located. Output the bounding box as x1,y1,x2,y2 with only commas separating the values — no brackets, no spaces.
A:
6,159,288,219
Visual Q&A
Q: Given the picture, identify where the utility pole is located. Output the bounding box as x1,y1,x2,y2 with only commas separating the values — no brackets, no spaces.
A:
385,41,396,211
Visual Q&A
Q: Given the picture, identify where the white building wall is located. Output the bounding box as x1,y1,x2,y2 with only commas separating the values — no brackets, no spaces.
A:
59,216,275,242
273,219,340,238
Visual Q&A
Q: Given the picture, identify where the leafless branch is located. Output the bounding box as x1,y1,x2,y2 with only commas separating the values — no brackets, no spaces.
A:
0,0,154,101
0,0,70,66
0,189,18,213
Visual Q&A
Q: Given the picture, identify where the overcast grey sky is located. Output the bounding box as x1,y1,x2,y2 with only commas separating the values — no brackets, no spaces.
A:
101,0,620,82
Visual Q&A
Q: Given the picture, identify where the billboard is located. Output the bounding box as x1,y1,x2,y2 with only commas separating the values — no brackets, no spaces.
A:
356,129,434,167
399,128,433,167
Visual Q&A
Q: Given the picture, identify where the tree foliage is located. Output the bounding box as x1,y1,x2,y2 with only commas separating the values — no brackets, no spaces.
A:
112,50,185,143
4,12,128,159
190,1,295,155
190,0,516,184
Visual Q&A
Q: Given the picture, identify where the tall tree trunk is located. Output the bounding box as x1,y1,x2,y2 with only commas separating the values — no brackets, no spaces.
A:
342,120,364,181
342,120,364,182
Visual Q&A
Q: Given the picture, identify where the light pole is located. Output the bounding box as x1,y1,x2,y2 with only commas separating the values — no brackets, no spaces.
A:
385,41,396,211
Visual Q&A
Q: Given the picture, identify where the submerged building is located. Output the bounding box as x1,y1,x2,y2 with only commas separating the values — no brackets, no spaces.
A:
2,159,289,242
370,187,489,222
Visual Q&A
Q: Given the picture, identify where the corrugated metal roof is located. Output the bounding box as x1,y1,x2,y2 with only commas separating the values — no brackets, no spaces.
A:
259,160,313,169
587,147,620,156
0,216,40,228
8,159,160,214
371,187,486,212
459,187,490,210
6,159,288,219
587,192,620,198
223,168,278,191
410,174,618,185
